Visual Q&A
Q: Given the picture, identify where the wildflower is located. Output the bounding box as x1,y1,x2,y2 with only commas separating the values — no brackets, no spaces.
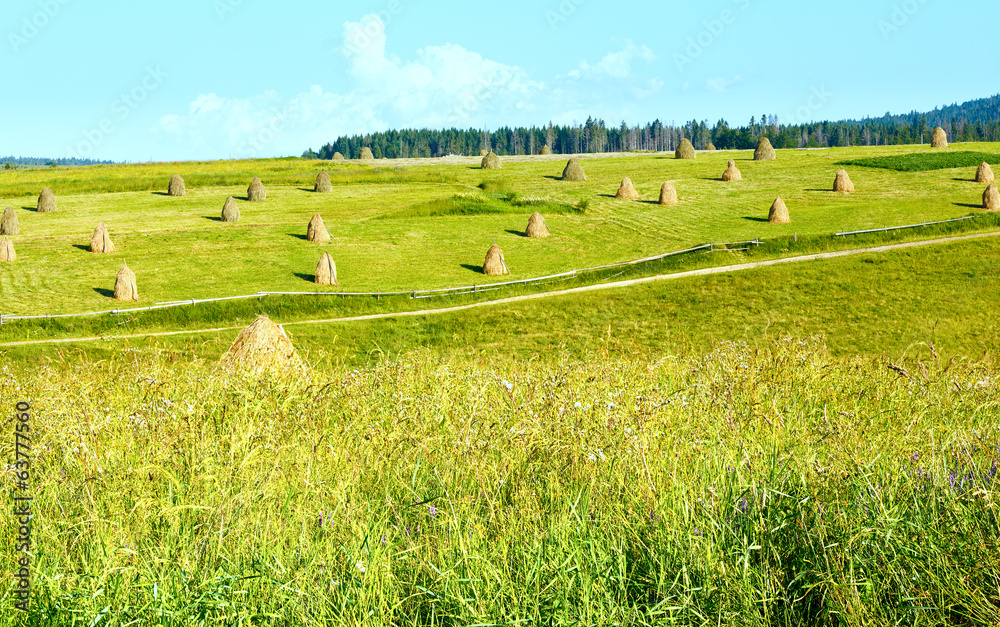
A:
502,380,513,392
910,451,920,464
574,402,582,409
429,504,437,518
739,497,748,514
356,561,366,574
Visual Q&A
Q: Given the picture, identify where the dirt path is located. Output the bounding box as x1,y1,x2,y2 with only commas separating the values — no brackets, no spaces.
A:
3,231,997,348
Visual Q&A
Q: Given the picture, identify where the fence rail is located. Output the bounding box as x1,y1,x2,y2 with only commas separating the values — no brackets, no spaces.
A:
835,216,975,237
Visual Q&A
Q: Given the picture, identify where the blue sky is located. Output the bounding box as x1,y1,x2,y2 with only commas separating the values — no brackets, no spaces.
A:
1,0,992,162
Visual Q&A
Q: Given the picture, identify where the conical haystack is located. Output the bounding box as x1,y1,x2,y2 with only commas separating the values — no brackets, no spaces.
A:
754,137,776,161
359,147,374,160
768,197,790,224
525,212,550,238
483,244,509,276
332,152,345,161
479,149,489,157
315,252,338,286
481,152,502,170
562,158,586,182
168,175,186,197
705,142,717,151
722,159,742,182
315,170,332,193
221,196,240,223
37,187,56,213
114,262,138,302
247,177,266,202
1,207,19,236
89,222,115,253
976,162,994,184
833,169,855,193
658,181,679,206
539,145,553,155
616,177,640,200
307,214,331,243
983,183,1000,212
675,138,696,159
220,315,301,373
931,127,948,148
0,237,15,263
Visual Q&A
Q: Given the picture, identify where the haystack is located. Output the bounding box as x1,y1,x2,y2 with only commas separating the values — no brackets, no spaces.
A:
360,147,374,160
221,196,240,223
0,237,15,263
562,158,586,181
481,152,502,170
931,127,948,148
983,183,1000,212
658,181,678,206
89,222,115,253
37,187,56,213
539,145,553,155
168,175,186,197
722,159,742,182
332,152,345,161
833,169,855,193
314,170,332,193
114,262,138,302
525,212,550,238
479,149,489,157
976,162,994,184
675,138,696,159
768,197,790,224
754,137,776,161
315,252,338,286
705,142,717,151
307,214,331,243
247,177,266,202
220,315,300,373
483,244,509,276
616,177,640,200
1,207,19,236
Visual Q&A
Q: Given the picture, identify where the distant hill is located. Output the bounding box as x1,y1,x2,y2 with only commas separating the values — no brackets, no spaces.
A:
1,156,114,168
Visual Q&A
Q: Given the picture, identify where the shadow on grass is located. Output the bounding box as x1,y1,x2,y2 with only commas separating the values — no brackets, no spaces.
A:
151,191,171,196
742,216,770,223
954,203,983,209
505,229,527,237
460,264,485,274
203,216,224,222
288,233,310,241
71,244,91,252
294,273,316,283
22,206,37,212
93,288,115,299
542,175,563,181
698,176,724,181
952,178,977,182
805,188,835,192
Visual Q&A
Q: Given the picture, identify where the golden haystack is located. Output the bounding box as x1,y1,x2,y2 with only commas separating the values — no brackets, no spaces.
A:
479,149,489,157
616,177,640,200
220,315,301,373
483,244,509,276
931,127,948,148
722,159,741,182
114,262,138,302
360,147,375,160
675,138,696,159
658,181,678,206
833,169,855,193
247,177,266,202
539,145,553,155
37,187,56,213
307,214,331,243
481,152,502,170
562,158,586,181
1,207,19,236
768,197,790,224
754,137,776,161
983,183,1000,212
332,152,345,161
0,237,15,263
705,142,717,151
221,196,240,223
315,170,332,193
168,175,186,197
525,212,550,238
976,162,994,184
315,252,338,286
89,222,115,253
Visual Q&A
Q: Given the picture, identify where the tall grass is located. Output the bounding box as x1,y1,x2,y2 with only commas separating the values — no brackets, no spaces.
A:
839,150,1000,172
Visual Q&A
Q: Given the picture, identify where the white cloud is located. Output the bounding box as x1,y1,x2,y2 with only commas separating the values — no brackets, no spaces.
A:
705,73,749,94
566,41,656,80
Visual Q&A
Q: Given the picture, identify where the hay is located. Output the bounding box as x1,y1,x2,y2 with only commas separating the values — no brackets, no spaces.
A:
332,152,345,161
768,197,790,224
483,243,509,276
168,175,186,197
479,149,489,157
360,147,374,160
658,181,679,206
931,127,948,148
983,183,1000,212
247,177,266,202
705,142,717,151
1,207,19,236
0,237,15,263
616,177,640,200
833,169,855,193
525,212,550,238
675,138,696,159
315,170,332,193
221,196,241,223
307,214,331,243
315,252,338,286
722,159,742,182
37,187,56,213
754,137,776,161
89,222,115,253
562,158,586,182
539,145,553,155
976,162,994,184
114,261,138,302
481,152,502,170
220,314,301,373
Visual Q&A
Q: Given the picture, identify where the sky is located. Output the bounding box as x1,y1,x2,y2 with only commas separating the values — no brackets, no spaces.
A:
1,0,994,162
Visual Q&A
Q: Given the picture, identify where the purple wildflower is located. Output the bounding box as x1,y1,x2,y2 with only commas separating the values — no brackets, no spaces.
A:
739,497,748,514
429,504,437,518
